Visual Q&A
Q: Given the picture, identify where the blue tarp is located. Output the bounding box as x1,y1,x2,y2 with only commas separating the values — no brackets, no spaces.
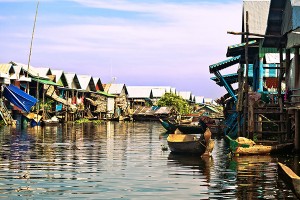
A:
3,84,38,113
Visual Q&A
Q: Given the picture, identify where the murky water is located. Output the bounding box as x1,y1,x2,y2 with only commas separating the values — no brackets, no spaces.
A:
0,121,298,199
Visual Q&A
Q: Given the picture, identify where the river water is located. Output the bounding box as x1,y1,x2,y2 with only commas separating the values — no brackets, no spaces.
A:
0,121,298,199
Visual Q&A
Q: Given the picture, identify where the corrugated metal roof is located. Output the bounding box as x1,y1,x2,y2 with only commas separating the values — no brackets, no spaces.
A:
127,86,152,98
210,73,239,86
107,83,126,95
243,0,270,39
77,75,96,92
226,40,257,57
204,98,213,104
34,67,51,77
11,64,23,77
154,106,172,114
32,77,61,86
282,1,300,35
51,70,63,81
0,63,14,74
171,87,176,94
65,73,81,89
10,62,49,79
263,0,286,47
152,88,166,98
97,91,115,97
209,56,241,73
93,77,104,91
287,27,300,48
264,53,295,63
205,105,221,113
194,96,204,104
178,91,192,101
51,69,68,87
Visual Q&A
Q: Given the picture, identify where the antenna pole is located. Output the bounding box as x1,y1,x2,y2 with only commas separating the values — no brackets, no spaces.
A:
27,1,39,77
26,1,39,94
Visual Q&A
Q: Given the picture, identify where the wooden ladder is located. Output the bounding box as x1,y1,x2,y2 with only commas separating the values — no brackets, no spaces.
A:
0,99,16,125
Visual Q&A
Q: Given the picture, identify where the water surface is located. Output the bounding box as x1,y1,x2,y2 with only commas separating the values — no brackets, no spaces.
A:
0,121,298,199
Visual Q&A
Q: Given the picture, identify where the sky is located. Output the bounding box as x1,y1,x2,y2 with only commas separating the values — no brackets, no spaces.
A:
0,0,242,100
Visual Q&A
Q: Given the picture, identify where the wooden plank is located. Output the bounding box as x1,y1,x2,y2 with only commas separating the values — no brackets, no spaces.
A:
254,120,286,123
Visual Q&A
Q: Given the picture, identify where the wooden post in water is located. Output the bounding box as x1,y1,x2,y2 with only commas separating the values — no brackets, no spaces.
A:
286,49,291,139
36,74,39,127
279,47,284,141
295,47,300,151
295,110,300,152
42,85,45,120
243,11,250,138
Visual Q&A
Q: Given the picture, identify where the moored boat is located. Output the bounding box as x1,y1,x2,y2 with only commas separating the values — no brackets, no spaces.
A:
167,127,214,155
41,116,60,126
278,162,300,199
159,118,177,132
176,123,206,134
167,133,206,154
159,118,207,135
226,135,294,155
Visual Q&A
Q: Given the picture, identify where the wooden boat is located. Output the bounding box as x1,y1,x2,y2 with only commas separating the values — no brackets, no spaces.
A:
41,116,60,126
176,123,206,134
278,162,300,199
159,118,177,132
109,115,131,121
159,118,207,134
41,119,60,126
167,133,206,154
226,135,294,155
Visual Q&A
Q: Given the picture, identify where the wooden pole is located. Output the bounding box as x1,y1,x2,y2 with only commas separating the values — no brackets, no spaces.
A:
42,85,45,119
36,74,39,127
295,47,299,88
279,47,284,141
237,67,244,137
243,11,250,138
295,47,300,151
26,1,39,93
227,31,281,38
286,49,291,139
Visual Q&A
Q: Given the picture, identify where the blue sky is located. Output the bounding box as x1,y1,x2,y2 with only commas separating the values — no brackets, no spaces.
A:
0,0,242,99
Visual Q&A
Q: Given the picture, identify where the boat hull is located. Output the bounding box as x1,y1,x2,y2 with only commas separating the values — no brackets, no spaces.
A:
177,124,205,134
278,162,300,199
159,118,205,134
159,118,177,132
167,134,206,155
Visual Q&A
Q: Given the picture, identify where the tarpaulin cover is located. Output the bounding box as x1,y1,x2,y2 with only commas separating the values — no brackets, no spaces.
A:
3,84,38,113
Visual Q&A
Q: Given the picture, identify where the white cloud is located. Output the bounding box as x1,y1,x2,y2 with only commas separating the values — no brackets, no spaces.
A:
1,0,243,98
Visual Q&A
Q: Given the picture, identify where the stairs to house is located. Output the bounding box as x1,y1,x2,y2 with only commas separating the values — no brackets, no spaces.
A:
44,85,76,111
0,99,16,125
252,102,287,140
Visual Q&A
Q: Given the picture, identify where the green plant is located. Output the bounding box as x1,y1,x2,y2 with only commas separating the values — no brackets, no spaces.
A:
157,93,191,115
75,118,91,124
92,120,102,124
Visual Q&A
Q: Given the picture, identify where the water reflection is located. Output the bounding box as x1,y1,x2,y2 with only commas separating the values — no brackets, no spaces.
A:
0,122,298,199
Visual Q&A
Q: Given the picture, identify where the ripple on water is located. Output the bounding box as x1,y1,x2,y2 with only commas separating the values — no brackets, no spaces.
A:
0,122,298,199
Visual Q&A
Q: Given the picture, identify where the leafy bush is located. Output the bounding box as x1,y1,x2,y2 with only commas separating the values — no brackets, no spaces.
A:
157,93,191,115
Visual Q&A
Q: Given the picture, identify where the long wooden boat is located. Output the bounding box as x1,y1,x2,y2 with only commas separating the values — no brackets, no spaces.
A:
278,162,300,199
159,118,177,132
159,118,206,134
176,123,206,134
167,134,206,154
226,135,294,155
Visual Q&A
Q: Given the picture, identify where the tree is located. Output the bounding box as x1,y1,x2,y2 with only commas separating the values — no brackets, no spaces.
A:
157,93,191,115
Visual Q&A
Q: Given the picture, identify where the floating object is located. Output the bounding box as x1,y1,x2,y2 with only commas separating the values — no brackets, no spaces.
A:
278,162,300,199
226,135,294,155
